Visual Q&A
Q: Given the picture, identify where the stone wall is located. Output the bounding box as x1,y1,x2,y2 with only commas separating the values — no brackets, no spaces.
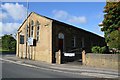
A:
85,53,120,69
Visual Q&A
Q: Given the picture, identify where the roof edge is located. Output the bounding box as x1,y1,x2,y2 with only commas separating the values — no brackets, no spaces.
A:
17,12,33,31
32,12,104,38
17,12,104,38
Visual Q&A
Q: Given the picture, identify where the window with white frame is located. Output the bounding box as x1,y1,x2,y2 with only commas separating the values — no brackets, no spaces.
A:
31,20,34,37
36,21,40,41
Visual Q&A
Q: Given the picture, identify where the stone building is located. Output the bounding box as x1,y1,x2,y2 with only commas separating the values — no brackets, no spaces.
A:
16,12,106,63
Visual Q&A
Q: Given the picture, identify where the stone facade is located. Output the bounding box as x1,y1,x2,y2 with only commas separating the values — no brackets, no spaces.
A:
16,12,106,63
16,12,52,63
52,21,106,63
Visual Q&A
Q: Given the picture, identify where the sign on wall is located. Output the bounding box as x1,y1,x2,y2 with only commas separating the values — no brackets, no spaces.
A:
27,37,33,46
64,53,75,57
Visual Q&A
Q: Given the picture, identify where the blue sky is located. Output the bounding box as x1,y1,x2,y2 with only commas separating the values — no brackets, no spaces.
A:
1,2,106,37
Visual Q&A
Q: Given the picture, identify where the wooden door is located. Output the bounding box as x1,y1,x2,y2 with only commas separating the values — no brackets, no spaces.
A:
58,39,63,52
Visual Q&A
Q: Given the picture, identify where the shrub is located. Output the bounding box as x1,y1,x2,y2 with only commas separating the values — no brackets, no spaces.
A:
101,46,107,53
92,46,109,53
99,47,103,53
91,46,101,53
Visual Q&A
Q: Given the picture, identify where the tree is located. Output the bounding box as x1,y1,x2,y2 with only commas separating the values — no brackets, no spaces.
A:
99,2,120,50
2,34,16,51
108,30,120,50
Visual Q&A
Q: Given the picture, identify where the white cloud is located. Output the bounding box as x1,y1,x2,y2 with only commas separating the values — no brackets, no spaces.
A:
97,12,104,19
1,22,21,35
0,12,8,20
52,10,68,19
68,16,86,24
1,3,27,21
52,10,87,24
99,22,102,25
0,3,27,36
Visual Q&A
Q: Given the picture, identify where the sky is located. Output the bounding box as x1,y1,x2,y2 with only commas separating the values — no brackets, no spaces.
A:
1,2,106,37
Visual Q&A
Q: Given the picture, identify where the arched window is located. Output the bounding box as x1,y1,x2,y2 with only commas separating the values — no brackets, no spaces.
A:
26,25,29,39
58,33,64,39
31,20,34,37
36,21,40,41
31,20,34,26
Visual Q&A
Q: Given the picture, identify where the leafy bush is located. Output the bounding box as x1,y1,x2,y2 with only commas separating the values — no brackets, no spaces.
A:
91,46,109,53
91,46,101,53
101,46,108,53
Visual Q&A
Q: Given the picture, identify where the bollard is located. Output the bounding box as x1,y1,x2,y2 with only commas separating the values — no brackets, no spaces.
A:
56,50,61,64
82,50,86,65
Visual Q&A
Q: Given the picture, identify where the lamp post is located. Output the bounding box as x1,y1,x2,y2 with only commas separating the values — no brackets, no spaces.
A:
25,0,29,59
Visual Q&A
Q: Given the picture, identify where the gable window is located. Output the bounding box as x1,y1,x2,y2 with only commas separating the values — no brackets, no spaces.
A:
72,36,76,47
31,20,34,37
36,21,40,41
26,25,29,39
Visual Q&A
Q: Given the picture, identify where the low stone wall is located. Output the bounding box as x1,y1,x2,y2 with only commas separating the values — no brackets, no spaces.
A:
85,53,120,69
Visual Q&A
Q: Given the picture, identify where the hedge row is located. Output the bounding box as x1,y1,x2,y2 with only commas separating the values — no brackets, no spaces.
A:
91,46,109,53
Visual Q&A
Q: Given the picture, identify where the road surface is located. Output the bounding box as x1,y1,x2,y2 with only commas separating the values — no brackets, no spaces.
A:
2,60,93,79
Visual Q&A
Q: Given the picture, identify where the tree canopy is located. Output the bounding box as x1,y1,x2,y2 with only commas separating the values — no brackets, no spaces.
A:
109,30,120,50
99,2,120,50
2,34,16,51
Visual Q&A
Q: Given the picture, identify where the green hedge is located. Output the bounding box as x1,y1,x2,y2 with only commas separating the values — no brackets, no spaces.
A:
91,46,108,53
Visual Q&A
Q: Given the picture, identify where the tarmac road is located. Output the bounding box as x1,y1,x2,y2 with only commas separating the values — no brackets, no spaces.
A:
2,60,93,79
